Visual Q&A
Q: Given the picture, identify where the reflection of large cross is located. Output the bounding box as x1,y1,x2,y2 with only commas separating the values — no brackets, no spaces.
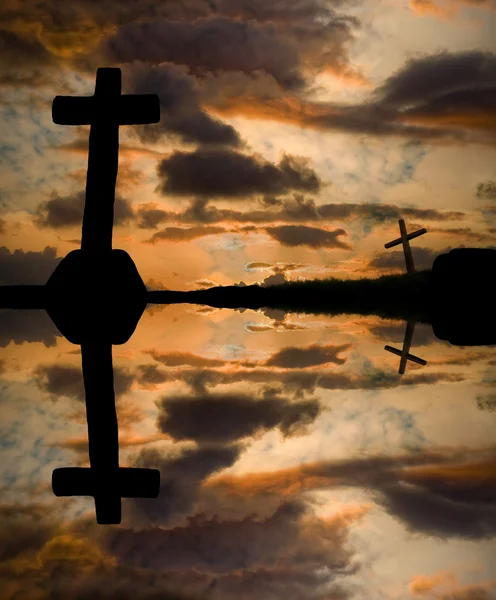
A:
53,68,159,251
384,319,427,375
385,219,427,274
50,68,161,524
53,343,159,524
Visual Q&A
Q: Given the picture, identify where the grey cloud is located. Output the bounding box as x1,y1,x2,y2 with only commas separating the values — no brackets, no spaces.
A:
107,17,304,90
146,225,227,244
123,62,241,146
34,364,134,402
148,350,226,368
368,246,449,271
156,150,321,198
377,50,496,108
156,393,321,443
477,181,496,200
265,225,351,249
137,365,465,397
105,500,359,600
0,246,61,285
377,481,496,539
135,196,466,228
0,309,61,348
477,394,496,412
368,323,439,346
135,206,171,229
34,192,133,229
0,29,55,87
0,503,59,561
129,444,243,526
266,343,351,368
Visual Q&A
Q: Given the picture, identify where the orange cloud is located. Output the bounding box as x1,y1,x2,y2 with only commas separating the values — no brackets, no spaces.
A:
409,571,457,595
409,0,496,19
409,570,496,599
205,448,496,499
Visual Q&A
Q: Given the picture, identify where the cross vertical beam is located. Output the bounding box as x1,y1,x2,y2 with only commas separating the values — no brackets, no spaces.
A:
50,68,161,524
384,319,427,375
52,67,160,253
384,220,427,275
83,69,120,253
52,342,160,524
399,219,415,275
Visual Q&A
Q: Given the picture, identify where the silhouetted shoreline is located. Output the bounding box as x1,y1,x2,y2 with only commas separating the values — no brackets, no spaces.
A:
148,270,433,322
1,271,431,321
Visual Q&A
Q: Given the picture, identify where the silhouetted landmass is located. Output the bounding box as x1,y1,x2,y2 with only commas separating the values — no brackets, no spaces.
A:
148,271,433,322
1,271,431,320
1,248,495,346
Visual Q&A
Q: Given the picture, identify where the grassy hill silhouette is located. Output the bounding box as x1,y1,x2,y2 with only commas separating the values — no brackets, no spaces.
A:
148,270,432,323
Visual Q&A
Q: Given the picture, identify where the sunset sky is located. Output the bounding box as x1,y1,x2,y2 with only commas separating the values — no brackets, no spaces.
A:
1,0,496,599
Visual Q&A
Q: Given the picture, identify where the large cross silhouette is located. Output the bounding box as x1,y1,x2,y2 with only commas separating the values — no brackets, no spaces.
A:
385,219,427,274
53,68,159,252
50,68,160,524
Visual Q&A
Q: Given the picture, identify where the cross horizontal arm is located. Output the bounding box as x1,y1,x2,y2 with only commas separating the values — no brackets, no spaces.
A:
52,94,160,126
52,467,160,498
384,228,427,249
384,345,427,365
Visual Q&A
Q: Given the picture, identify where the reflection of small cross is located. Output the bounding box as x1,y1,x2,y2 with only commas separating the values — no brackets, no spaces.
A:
385,219,427,274
385,319,427,375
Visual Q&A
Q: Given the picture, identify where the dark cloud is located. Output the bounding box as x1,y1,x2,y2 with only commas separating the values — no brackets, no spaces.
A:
156,150,321,198
137,364,465,397
377,480,496,539
135,364,172,389
145,344,349,371
377,50,496,108
34,191,133,229
0,502,58,561
368,246,449,271
216,0,351,23
0,29,55,87
477,394,496,412
0,309,61,348
129,444,243,526
34,363,134,402
156,393,321,443
146,225,227,244
477,181,496,200
265,225,351,249
266,343,351,368
330,52,496,141
428,227,496,243
107,17,304,90
106,500,360,588
368,322,440,346
210,448,496,539
135,205,171,229
0,531,193,600
0,246,61,285
124,62,241,146
210,50,496,144
135,196,466,229
148,350,226,368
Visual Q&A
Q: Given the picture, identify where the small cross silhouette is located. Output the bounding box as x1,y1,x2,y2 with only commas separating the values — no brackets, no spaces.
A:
385,319,427,375
385,219,427,274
